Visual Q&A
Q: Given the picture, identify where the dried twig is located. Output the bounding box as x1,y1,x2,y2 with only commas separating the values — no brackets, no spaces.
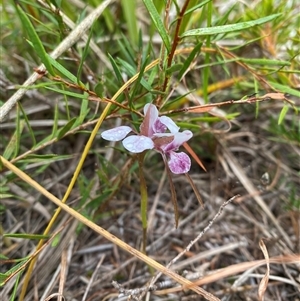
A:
112,196,238,300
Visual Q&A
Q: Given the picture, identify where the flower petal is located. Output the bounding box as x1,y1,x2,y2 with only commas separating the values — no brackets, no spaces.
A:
168,151,191,174
159,116,180,133
153,118,167,133
123,135,154,153
140,104,159,137
162,130,193,152
101,126,132,141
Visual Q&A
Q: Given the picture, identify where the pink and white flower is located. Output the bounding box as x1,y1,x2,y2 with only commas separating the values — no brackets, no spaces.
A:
101,104,193,174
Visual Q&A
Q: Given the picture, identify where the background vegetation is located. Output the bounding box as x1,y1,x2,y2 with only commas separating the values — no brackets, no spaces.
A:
1,0,299,300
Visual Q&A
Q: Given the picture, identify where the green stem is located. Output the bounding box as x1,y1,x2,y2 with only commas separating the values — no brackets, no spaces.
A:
138,152,148,253
203,1,212,104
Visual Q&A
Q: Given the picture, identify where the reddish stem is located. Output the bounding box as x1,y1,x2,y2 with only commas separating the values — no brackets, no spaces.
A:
158,0,191,106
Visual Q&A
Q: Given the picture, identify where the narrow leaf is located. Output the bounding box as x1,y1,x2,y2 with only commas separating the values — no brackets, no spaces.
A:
184,0,212,16
47,55,79,84
108,53,124,84
268,81,300,98
4,233,50,240
77,22,95,85
51,101,59,138
278,105,289,125
45,86,88,99
121,0,138,45
75,96,89,126
57,117,77,139
16,4,55,76
3,120,25,160
117,57,152,91
240,58,291,66
142,0,171,51
178,42,202,80
130,55,151,100
181,13,281,37
18,103,36,146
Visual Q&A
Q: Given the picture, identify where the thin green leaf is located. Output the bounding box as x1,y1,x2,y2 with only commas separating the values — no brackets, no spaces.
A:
14,104,22,158
77,22,95,85
57,117,77,139
181,13,282,37
51,101,59,138
35,134,54,148
4,233,50,240
137,153,148,253
184,0,212,16
268,82,300,98
117,58,152,91
166,63,183,75
75,96,89,126
51,233,61,247
130,55,151,101
178,42,202,80
240,58,291,66
0,258,28,286
47,55,83,85
121,0,138,45
254,78,259,119
278,105,290,125
45,86,88,99
16,4,55,76
176,0,211,33
102,6,114,32
24,154,74,163
142,0,171,51
18,102,36,146
3,120,25,160
0,193,15,198
0,273,8,286
8,264,23,300
202,0,213,103
95,82,104,98
108,53,124,84
118,33,136,65
147,64,158,86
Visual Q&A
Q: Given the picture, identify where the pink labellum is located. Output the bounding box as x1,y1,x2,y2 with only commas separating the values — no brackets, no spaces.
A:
168,151,191,174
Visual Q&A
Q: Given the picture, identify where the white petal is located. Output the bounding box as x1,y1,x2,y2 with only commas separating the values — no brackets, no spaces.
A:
101,126,132,141
159,116,180,133
168,151,191,174
123,135,154,153
144,103,158,116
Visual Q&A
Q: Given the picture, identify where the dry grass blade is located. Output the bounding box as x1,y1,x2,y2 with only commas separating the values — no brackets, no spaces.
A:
147,196,238,296
81,255,105,301
159,254,299,294
258,239,270,301
0,156,220,301
219,139,293,249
